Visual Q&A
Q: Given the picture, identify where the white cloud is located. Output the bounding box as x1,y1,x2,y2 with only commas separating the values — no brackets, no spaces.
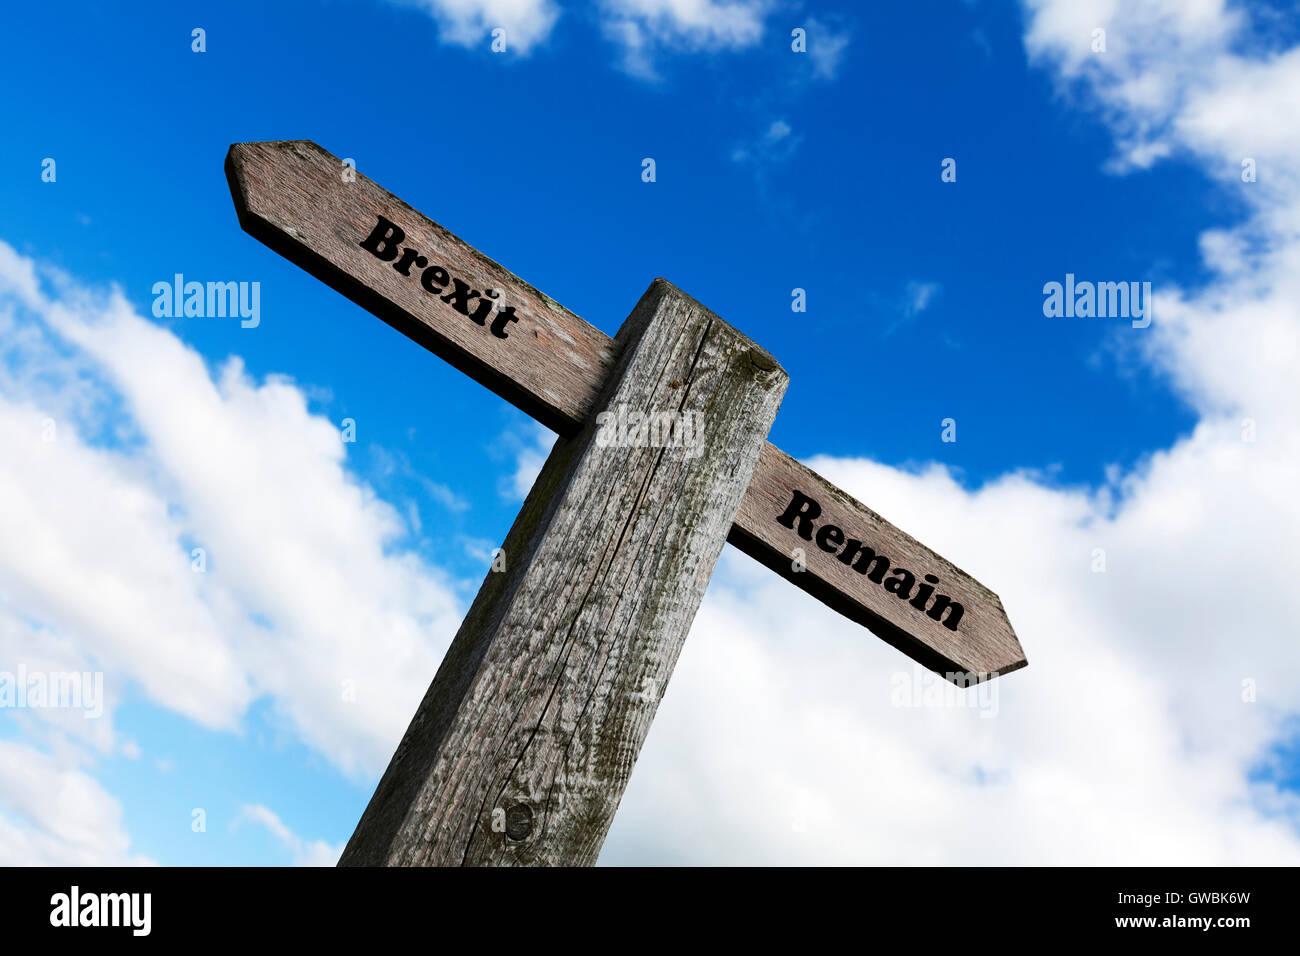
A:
0,615,117,756
602,408,1300,862
399,0,560,53
1021,0,1254,173
599,0,771,78
903,280,941,317
879,280,942,336
0,242,465,783
804,16,850,80
730,118,802,178
391,0,832,82
0,740,152,866
234,804,343,866
502,419,557,500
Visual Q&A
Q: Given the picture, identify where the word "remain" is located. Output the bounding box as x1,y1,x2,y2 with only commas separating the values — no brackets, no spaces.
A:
777,490,964,631
359,215,520,339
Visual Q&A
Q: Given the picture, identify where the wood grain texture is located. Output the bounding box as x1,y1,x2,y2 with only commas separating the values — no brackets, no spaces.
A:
728,444,1025,682
338,279,787,866
226,139,1026,681
225,139,614,434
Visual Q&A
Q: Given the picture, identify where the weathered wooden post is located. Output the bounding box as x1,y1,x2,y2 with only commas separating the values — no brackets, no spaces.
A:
225,140,1027,866
339,280,785,865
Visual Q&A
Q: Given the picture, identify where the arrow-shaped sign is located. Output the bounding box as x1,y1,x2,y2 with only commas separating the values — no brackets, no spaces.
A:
225,140,1025,683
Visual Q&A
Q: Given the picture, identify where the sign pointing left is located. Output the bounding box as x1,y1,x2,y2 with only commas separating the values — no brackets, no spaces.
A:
227,141,616,435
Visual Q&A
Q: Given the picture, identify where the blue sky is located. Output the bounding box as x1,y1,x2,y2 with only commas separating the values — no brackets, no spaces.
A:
1,0,1299,865
3,0,1213,492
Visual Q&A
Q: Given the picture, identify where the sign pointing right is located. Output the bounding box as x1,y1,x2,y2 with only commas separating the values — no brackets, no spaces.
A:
730,443,1025,683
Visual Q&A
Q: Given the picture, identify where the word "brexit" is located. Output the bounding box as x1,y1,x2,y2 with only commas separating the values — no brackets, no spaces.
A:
359,215,520,339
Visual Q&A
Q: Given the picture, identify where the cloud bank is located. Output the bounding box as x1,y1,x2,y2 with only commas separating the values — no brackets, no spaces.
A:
0,243,464,860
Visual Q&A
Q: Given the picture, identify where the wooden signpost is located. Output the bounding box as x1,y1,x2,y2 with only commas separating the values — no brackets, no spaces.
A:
225,140,1027,866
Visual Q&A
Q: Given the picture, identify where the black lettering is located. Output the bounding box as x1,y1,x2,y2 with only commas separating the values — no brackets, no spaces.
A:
883,568,915,600
441,278,483,318
420,265,449,294
359,215,404,262
927,595,964,631
838,539,890,583
814,524,844,554
490,305,520,339
467,289,499,326
777,490,820,541
393,248,428,276
910,573,939,612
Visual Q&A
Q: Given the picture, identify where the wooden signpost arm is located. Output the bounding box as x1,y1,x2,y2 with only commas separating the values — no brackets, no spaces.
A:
226,139,1026,684
339,279,787,866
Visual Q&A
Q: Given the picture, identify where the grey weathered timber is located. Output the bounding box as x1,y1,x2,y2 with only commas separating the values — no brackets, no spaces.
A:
226,139,1026,682
727,444,1023,683
338,279,788,866
225,140,614,435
